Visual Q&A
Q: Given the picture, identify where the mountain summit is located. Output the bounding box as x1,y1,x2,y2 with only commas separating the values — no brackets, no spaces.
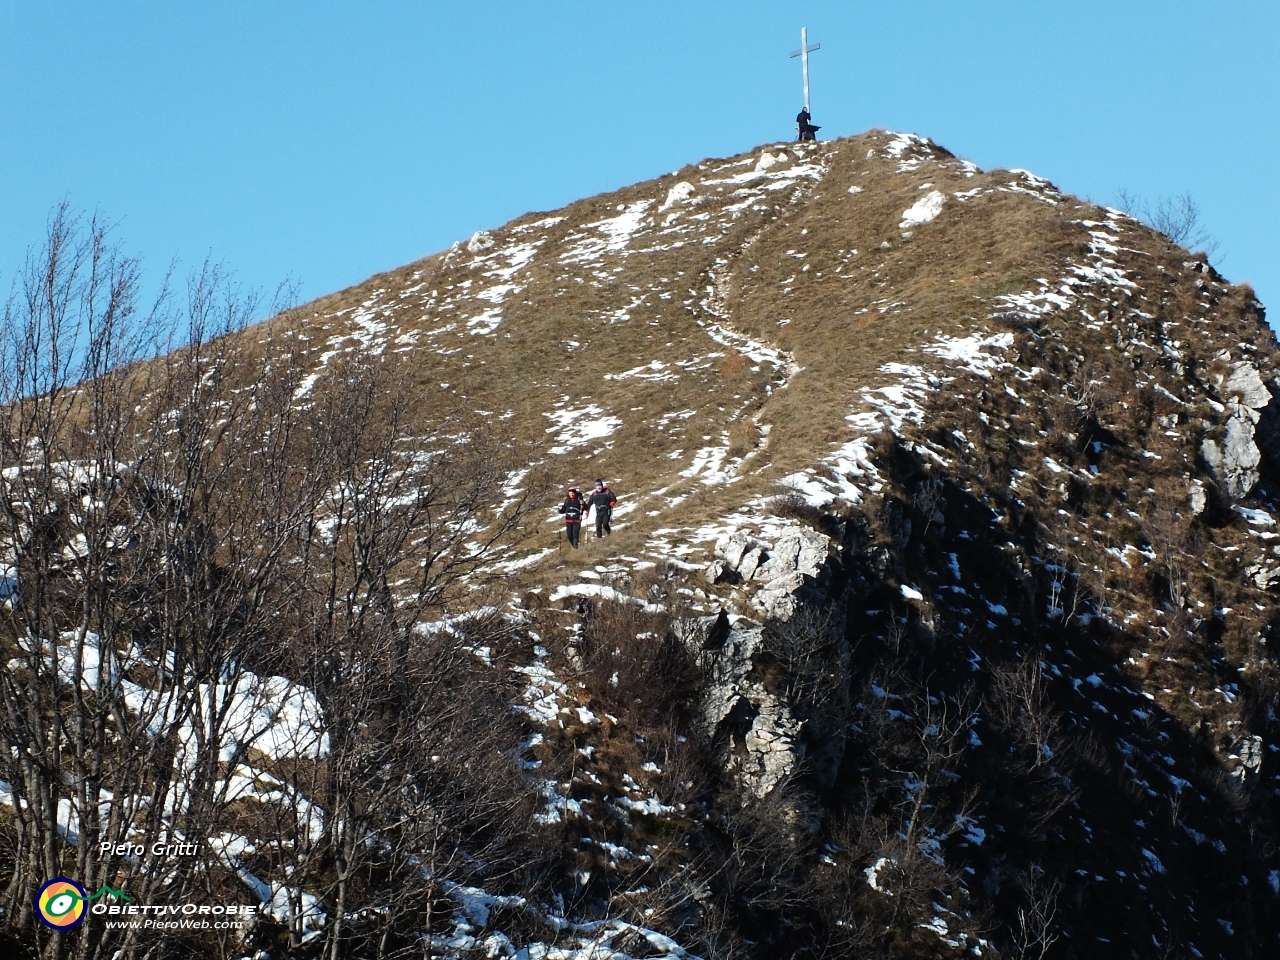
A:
3,131,1278,959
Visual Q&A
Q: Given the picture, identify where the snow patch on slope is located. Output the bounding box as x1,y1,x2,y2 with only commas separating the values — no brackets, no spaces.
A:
782,331,1015,508
900,190,946,228
544,405,623,455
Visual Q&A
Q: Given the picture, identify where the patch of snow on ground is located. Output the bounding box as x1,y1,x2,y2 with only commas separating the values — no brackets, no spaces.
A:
1235,506,1276,526
699,159,823,190
923,332,1015,378
265,884,327,943
534,781,586,824
883,132,934,172
701,322,798,383
956,815,986,845
462,236,546,335
865,856,895,894
614,794,677,817
681,443,733,485
900,190,946,228
544,405,623,455
549,582,665,614
293,295,393,400
36,632,329,764
513,647,568,725
605,360,680,383
561,201,655,264
999,214,1140,320
782,330,1013,508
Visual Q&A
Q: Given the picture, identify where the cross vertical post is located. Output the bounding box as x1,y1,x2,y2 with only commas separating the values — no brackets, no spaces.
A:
789,27,821,113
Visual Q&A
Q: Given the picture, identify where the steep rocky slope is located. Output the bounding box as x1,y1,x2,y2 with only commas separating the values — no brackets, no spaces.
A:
4,130,1279,960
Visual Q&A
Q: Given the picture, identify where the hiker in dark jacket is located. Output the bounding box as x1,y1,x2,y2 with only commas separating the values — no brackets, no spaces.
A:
558,487,584,548
584,479,617,539
796,108,819,142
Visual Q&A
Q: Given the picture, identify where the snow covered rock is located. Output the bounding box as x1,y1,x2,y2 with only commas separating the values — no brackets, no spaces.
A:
715,527,829,586
900,190,946,229
1189,479,1208,516
740,696,802,797
466,230,495,253
699,622,765,729
704,558,733,585
754,152,789,173
1202,419,1262,500
1225,363,1272,409
737,546,766,582
1231,735,1264,780
795,531,830,578
1246,557,1280,591
659,180,696,211
753,534,803,582
711,525,834,622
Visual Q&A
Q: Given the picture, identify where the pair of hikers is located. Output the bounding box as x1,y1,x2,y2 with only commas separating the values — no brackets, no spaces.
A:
796,107,820,142
558,480,616,549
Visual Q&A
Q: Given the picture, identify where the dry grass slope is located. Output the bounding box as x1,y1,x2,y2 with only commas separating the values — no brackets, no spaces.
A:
241,130,1198,592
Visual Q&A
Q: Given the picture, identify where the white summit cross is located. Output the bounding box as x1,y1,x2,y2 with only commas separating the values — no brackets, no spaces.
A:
789,26,821,113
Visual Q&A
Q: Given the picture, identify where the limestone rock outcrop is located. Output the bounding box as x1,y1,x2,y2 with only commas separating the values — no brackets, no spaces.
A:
709,525,832,621
1202,362,1280,498
690,616,801,797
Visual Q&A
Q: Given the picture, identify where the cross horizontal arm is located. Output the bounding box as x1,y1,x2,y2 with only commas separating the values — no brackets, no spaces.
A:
790,43,820,57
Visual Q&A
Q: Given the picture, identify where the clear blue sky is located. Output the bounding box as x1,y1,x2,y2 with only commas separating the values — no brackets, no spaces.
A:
2,2,1276,319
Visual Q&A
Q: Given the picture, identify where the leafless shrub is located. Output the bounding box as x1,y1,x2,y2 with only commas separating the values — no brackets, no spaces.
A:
575,597,700,723
759,605,847,741
714,785,812,920
1040,519,1085,628
911,475,944,536
988,657,1079,840
1065,363,1102,424
765,490,826,529
1117,188,1219,259
1010,867,1061,960
1144,501,1197,652
991,658,1059,770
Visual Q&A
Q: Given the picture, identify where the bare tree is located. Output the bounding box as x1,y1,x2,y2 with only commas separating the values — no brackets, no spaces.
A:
1010,867,1061,960
0,209,548,960
1116,188,1219,258
846,681,980,940
992,658,1059,771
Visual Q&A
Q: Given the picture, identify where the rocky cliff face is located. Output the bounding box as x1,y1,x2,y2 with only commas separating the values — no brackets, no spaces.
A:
6,130,1280,960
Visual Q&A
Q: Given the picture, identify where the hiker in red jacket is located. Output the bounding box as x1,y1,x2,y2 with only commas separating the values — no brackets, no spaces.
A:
558,487,584,549
584,479,617,539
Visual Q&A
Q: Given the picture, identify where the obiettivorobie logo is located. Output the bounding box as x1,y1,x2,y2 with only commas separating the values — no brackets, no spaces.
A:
37,876,255,932
35,878,132,931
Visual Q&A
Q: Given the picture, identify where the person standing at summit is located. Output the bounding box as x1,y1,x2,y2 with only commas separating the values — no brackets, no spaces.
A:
796,107,819,142
584,479,617,539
